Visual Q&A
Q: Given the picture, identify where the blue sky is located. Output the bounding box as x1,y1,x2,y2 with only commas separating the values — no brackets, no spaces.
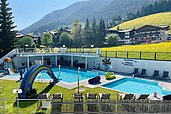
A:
8,0,85,30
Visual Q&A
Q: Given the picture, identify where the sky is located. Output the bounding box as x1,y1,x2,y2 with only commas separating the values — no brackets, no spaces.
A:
8,0,86,30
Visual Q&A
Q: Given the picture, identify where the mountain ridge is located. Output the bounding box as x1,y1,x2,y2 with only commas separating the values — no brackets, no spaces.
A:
20,0,157,34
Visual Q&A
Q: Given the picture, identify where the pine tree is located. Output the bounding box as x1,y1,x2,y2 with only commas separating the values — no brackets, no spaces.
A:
97,19,106,47
83,18,92,47
71,19,83,47
0,0,17,57
91,17,97,47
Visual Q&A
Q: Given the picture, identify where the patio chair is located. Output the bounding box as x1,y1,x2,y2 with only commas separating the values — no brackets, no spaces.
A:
118,94,134,100
150,70,160,79
132,68,140,77
159,71,170,80
136,94,149,100
140,69,147,77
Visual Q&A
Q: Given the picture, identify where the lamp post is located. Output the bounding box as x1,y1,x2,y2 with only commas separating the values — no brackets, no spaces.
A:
25,44,29,52
63,45,66,48
90,45,94,53
58,65,61,78
13,89,22,114
78,67,80,93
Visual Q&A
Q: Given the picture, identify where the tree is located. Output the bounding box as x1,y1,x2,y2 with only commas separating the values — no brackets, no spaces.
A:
37,36,41,48
60,32,71,47
91,17,98,47
83,18,92,47
41,32,53,47
97,19,106,47
0,0,17,57
105,34,120,46
71,19,83,47
17,36,36,48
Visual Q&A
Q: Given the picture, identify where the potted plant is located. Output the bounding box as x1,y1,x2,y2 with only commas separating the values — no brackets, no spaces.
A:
102,57,111,71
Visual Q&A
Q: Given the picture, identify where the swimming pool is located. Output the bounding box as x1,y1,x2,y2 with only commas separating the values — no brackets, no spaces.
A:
11,68,105,83
102,78,171,96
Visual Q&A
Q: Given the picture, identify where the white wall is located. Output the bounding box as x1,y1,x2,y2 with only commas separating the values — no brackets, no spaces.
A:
100,58,171,78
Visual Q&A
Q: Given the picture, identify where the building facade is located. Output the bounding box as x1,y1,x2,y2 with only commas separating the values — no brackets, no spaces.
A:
107,29,136,44
135,25,170,43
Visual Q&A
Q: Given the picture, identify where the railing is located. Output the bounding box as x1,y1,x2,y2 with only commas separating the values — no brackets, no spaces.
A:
0,49,17,64
1,99,171,114
101,51,171,61
67,48,96,53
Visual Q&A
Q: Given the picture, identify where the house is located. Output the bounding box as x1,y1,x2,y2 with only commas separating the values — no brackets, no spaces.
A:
107,29,136,44
135,25,170,43
16,33,41,43
49,28,71,47
167,34,171,40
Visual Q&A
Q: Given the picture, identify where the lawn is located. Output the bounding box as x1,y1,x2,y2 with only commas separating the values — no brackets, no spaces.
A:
101,42,171,60
0,79,119,113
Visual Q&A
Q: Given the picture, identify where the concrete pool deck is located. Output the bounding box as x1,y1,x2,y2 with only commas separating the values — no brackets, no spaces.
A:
1,74,171,92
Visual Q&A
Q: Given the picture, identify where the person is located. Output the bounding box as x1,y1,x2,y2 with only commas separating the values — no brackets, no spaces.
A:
19,70,23,80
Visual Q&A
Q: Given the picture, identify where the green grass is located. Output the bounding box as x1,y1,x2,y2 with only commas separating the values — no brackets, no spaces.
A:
111,12,171,33
101,42,171,60
0,79,119,113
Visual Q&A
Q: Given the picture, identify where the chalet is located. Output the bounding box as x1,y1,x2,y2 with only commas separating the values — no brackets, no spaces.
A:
135,25,170,43
107,29,136,44
167,34,171,40
16,34,40,42
49,28,71,46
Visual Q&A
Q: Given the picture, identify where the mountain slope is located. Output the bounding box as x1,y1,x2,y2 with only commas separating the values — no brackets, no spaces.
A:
20,0,157,34
111,12,171,33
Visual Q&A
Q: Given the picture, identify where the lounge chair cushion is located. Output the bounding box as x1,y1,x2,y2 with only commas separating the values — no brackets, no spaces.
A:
88,76,100,84
137,94,149,100
74,93,83,99
52,93,63,99
101,94,111,99
87,93,97,99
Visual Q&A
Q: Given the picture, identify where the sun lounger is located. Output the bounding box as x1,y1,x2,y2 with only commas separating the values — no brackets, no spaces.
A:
132,68,140,77
159,71,169,80
140,69,147,77
150,70,160,79
136,94,149,100
86,93,99,112
118,94,134,100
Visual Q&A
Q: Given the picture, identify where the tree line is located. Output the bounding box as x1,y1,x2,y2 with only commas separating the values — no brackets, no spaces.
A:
107,0,171,29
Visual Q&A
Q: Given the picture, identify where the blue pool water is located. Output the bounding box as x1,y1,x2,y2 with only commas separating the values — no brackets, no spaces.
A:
102,78,171,96
11,68,105,83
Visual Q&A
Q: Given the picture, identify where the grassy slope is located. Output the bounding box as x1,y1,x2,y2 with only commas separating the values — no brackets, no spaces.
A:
102,42,171,52
111,12,171,33
101,42,171,60
0,79,119,113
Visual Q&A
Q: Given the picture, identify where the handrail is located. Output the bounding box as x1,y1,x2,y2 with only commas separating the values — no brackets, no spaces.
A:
0,49,17,64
